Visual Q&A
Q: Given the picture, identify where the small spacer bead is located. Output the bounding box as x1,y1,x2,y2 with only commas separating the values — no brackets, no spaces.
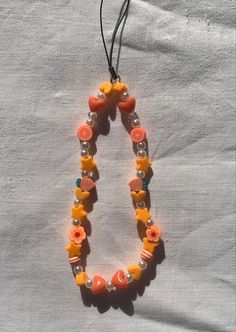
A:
72,219,81,226
136,201,146,209
145,219,154,227
73,265,83,275
138,260,148,270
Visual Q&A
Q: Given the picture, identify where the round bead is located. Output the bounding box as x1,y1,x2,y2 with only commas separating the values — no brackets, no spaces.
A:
74,199,81,206
137,150,146,158
81,170,89,178
139,260,148,270
131,118,140,128
81,149,89,157
88,112,98,120
81,141,90,150
73,265,83,274
85,279,93,288
131,127,146,143
86,118,94,127
77,124,93,141
137,141,146,150
120,91,129,101
106,281,116,292
136,170,145,179
146,219,154,227
125,272,133,283
136,201,146,209
73,219,81,226
96,91,105,99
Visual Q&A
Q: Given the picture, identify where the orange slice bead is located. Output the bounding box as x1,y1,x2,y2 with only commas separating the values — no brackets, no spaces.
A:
77,124,93,141
130,127,146,143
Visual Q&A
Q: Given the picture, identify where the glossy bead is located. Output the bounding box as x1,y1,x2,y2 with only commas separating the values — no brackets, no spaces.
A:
137,170,145,179
85,279,93,288
131,118,140,128
139,260,148,270
146,219,154,227
88,111,98,120
125,272,133,283
74,199,81,206
136,201,146,209
81,149,89,158
137,141,146,150
72,219,81,226
111,270,127,288
137,150,146,158
86,118,94,127
120,91,129,101
77,124,93,141
73,265,83,274
91,275,107,294
81,141,90,150
81,170,89,178
96,91,105,99
106,281,116,292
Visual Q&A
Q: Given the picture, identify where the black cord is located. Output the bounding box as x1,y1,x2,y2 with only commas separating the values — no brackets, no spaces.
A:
100,0,131,82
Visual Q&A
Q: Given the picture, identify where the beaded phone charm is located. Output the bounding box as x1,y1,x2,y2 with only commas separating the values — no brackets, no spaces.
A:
66,0,162,294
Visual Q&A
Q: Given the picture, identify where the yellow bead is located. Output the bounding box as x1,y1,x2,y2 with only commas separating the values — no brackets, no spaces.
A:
75,187,90,200
75,272,88,286
135,157,151,172
127,264,142,280
131,190,146,202
135,208,151,224
143,237,159,252
71,204,87,220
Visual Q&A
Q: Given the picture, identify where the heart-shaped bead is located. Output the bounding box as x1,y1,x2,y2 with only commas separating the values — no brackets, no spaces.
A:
127,264,142,281
91,275,107,295
129,179,143,192
130,190,146,202
88,96,105,113
111,270,127,288
80,178,95,192
117,96,136,113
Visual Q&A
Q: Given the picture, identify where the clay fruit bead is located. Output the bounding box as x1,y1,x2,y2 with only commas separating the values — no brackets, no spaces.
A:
117,96,136,113
88,96,105,113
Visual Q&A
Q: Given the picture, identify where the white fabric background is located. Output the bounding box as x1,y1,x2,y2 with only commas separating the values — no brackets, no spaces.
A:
0,1,235,331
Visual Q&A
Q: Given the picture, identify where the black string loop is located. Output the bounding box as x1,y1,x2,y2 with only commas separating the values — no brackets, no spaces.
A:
100,0,130,82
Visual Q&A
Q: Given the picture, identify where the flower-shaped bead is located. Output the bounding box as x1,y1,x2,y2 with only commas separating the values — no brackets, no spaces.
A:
146,224,162,243
69,226,86,244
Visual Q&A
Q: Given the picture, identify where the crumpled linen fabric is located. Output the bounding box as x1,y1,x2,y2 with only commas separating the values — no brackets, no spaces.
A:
0,1,235,331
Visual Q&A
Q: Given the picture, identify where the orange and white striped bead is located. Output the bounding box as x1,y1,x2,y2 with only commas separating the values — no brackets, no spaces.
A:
140,249,153,261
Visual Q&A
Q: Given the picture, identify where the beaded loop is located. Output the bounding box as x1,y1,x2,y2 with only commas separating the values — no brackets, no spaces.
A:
66,82,162,293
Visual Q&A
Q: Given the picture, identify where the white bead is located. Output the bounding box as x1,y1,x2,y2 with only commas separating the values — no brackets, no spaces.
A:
136,201,146,209
137,170,145,179
120,91,129,101
73,219,81,226
137,150,146,158
106,281,116,291
85,279,93,288
137,141,146,150
96,91,105,99
81,149,89,157
88,112,97,120
125,272,133,283
146,219,154,227
73,265,83,274
86,118,94,127
81,170,89,178
139,260,148,270
131,118,140,128
81,141,90,150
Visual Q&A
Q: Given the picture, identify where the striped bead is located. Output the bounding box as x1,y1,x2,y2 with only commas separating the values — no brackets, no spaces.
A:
140,249,153,261
69,256,81,266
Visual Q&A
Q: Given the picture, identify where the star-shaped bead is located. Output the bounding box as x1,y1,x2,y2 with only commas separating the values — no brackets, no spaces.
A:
66,242,82,257
71,204,87,220
99,82,113,96
135,157,151,172
135,207,151,224
143,237,159,252
80,155,96,172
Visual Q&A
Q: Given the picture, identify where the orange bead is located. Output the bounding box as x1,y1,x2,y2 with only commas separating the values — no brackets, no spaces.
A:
68,256,81,265
111,270,127,288
143,237,159,252
130,190,146,202
77,124,93,141
140,249,153,261
88,96,106,112
129,178,143,192
127,265,142,280
91,275,107,294
117,96,136,113
75,187,90,200
76,272,88,286
130,127,146,143
80,177,95,191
